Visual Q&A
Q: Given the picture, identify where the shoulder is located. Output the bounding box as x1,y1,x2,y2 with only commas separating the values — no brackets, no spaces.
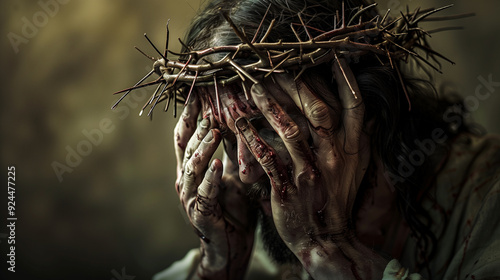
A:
426,133,500,278
434,133,500,213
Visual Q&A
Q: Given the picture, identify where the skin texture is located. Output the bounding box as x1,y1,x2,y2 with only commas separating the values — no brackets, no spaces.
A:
174,58,390,279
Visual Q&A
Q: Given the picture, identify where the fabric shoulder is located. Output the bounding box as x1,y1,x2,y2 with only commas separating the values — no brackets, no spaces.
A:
153,249,201,280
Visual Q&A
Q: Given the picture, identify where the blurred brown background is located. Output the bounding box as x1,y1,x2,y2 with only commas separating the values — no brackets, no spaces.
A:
0,0,499,279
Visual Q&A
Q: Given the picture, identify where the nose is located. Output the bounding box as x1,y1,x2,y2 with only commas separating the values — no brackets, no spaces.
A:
237,135,266,184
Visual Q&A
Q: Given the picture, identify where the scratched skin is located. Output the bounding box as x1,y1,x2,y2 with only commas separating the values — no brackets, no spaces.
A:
173,58,391,279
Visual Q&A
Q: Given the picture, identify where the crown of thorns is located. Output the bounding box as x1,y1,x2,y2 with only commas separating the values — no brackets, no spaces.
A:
112,2,473,119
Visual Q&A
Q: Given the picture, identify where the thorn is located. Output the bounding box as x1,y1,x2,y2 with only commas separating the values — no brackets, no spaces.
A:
374,54,384,66
411,4,454,25
342,1,345,28
172,55,193,86
134,46,155,61
219,9,268,66
381,16,402,32
144,33,167,61
231,46,241,60
228,59,259,84
252,3,272,43
184,71,199,106
421,13,475,22
387,39,419,57
427,26,464,34
267,50,274,68
289,23,303,64
385,46,394,69
213,75,222,122
348,3,378,26
265,53,291,78
290,23,302,42
409,7,421,23
235,69,246,81
111,70,155,109
291,22,326,33
112,77,162,95
140,82,165,115
148,83,168,117
241,80,250,100
178,38,191,51
161,90,172,115
164,19,170,59
294,66,306,81
400,11,411,31
334,52,358,99
259,18,276,43
381,9,391,26
297,13,313,41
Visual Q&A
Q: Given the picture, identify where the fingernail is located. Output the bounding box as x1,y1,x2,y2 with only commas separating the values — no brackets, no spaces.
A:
200,118,209,128
204,130,214,143
210,159,216,171
251,83,266,96
235,117,249,131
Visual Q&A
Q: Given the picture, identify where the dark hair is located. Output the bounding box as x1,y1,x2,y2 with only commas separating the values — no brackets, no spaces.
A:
182,0,474,275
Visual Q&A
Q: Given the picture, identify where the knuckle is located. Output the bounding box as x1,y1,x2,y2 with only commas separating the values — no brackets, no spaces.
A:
184,162,195,177
259,150,277,169
308,99,330,123
283,123,302,141
198,180,214,198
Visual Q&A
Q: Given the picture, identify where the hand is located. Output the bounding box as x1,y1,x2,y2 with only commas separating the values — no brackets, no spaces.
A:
174,98,256,279
235,58,387,278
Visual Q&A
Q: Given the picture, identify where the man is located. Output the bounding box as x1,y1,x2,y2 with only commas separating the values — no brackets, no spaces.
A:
152,0,500,279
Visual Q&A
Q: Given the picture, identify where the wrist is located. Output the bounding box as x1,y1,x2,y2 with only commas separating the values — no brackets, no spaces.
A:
195,244,252,280
293,235,387,280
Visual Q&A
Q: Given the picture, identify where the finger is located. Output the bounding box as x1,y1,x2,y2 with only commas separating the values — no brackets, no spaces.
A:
274,74,337,139
174,96,201,186
182,129,221,200
182,117,211,173
192,159,223,220
250,82,314,170
235,117,292,200
333,57,365,153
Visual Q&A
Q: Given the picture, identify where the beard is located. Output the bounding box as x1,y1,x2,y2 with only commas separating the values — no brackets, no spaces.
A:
248,179,301,265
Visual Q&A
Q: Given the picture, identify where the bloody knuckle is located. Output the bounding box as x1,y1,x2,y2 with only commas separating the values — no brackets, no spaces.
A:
259,151,276,169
